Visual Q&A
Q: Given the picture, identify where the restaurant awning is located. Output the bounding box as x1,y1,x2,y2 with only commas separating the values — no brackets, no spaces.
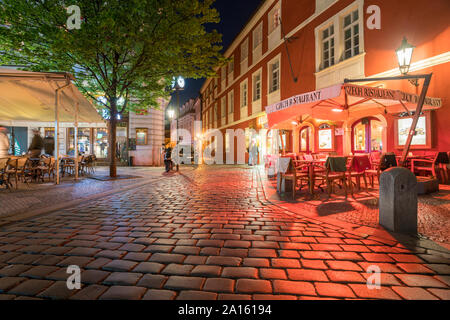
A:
0,68,102,123
266,83,442,129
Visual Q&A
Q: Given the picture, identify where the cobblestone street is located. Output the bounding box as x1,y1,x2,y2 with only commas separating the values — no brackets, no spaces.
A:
0,166,449,300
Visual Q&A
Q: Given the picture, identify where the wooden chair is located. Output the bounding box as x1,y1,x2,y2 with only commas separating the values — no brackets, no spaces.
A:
0,158,13,189
5,157,31,188
411,152,449,183
314,156,348,198
347,155,371,194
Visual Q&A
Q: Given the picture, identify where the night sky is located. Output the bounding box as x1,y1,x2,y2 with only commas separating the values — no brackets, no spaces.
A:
167,0,263,110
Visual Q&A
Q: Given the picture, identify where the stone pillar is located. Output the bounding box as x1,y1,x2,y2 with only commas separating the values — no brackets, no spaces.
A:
379,167,418,234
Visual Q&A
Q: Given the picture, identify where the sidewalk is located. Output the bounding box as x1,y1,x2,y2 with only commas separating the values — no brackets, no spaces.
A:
257,167,450,250
0,166,188,223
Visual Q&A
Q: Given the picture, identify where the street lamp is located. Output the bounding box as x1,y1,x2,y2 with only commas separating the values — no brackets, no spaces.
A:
396,37,418,86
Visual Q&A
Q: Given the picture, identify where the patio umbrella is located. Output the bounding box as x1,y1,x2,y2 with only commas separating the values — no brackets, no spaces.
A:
266,83,442,129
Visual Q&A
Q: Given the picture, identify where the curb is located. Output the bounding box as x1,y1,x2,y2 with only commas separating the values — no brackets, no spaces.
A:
256,167,450,255
0,171,182,227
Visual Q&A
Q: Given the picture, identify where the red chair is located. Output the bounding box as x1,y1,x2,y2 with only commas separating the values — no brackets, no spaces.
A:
347,155,371,194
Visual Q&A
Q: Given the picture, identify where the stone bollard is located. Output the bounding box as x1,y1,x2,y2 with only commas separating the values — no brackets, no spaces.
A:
379,167,418,234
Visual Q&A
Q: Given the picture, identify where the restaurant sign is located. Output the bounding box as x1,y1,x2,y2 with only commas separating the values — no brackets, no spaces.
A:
344,84,442,108
265,84,341,115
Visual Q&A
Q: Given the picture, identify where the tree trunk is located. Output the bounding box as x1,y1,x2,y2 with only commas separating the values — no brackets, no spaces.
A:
109,110,117,178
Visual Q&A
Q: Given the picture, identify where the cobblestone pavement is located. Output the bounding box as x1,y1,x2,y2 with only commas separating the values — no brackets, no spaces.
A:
0,165,449,300
266,176,450,244
0,166,168,219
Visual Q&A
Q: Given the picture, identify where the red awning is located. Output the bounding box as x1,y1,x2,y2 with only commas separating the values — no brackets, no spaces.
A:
266,83,442,129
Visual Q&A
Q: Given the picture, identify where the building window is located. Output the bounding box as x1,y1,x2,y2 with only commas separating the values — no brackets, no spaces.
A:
343,10,359,60
136,128,148,145
221,96,226,118
321,24,335,69
253,22,263,49
253,72,261,101
241,38,248,62
269,60,280,93
268,3,281,35
240,81,248,108
214,104,218,122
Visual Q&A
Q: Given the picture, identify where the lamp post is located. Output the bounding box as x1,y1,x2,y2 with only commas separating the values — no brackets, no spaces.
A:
396,37,419,87
344,37,432,165
170,76,185,172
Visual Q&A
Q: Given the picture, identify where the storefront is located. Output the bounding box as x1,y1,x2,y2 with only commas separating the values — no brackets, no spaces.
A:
265,83,442,157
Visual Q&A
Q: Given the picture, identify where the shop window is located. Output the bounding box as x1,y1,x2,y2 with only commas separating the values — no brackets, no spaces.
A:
318,123,334,151
343,10,360,60
240,81,248,108
269,59,280,93
268,2,281,35
94,128,108,158
136,128,148,145
253,72,261,101
394,113,431,149
299,126,313,153
253,22,263,49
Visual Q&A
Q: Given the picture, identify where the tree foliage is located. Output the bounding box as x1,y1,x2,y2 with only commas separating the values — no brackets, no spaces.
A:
0,0,225,175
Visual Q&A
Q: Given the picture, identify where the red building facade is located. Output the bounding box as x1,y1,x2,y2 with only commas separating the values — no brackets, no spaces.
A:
200,0,450,161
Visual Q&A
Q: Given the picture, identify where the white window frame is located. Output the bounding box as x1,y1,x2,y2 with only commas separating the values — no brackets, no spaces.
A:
342,8,360,61
228,90,234,123
240,79,248,108
227,60,234,85
268,56,280,94
268,1,281,35
221,66,226,90
252,69,262,102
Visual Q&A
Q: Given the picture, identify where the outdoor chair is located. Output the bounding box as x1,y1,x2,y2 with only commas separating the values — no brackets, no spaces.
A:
411,152,449,183
314,156,348,198
346,155,371,194
5,157,31,188
365,153,398,188
0,158,13,189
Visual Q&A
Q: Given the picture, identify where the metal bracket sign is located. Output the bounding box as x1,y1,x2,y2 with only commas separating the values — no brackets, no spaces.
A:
344,73,433,166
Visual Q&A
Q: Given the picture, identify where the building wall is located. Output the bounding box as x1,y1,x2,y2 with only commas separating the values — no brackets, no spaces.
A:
201,0,450,160
129,100,167,166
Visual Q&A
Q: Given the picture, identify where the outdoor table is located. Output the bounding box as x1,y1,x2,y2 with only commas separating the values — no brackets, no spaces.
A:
293,159,326,195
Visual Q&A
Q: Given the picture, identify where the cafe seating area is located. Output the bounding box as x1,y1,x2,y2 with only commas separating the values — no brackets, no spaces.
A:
0,154,97,190
266,150,450,200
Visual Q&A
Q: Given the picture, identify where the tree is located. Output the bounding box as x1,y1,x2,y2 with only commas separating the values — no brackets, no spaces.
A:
0,0,225,176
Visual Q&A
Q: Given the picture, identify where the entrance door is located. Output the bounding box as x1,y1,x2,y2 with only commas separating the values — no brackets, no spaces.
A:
352,118,383,153
299,126,312,153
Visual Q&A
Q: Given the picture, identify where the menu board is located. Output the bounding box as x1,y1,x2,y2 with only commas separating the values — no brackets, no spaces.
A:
397,116,426,146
